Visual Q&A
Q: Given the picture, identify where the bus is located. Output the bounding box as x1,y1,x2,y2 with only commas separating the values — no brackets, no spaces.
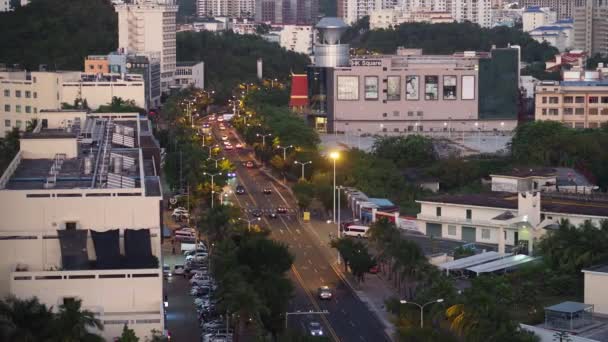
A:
342,225,370,238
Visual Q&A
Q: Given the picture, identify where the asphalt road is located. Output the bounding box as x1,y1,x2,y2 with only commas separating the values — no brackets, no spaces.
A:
212,123,390,342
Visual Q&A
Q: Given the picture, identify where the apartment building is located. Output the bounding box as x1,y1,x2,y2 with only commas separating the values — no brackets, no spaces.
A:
518,0,573,20
369,8,453,29
172,61,205,89
1,70,146,137
451,0,492,28
0,111,164,340
279,25,316,55
535,72,608,129
417,191,608,254
573,0,608,55
522,6,557,32
196,0,254,18
115,0,178,92
255,0,283,23
337,0,383,25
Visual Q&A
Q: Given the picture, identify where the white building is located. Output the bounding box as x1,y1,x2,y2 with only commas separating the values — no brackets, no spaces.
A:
0,0,28,11
1,70,146,138
115,0,178,92
196,0,254,17
0,111,164,340
529,25,572,52
338,0,384,25
582,265,608,315
416,191,608,255
451,0,492,28
369,8,454,29
173,61,205,89
522,6,557,32
277,25,315,56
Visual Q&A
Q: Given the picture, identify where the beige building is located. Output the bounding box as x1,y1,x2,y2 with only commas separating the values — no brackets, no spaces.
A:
573,0,608,55
0,111,164,340
535,77,608,129
582,265,608,315
1,70,145,138
115,0,178,92
369,8,453,29
518,0,573,19
84,55,110,74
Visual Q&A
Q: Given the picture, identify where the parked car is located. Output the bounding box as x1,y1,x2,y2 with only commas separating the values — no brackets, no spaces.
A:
163,264,171,278
174,264,185,275
235,143,243,149
221,135,228,141
268,211,277,219
368,264,379,274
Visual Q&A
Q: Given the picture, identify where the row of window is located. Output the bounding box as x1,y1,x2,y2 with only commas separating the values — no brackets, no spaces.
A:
4,104,37,113
436,207,473,219
5,119,23,128
540,107,608,115
541,95,608,104
336,74,476,101
3,89,37,98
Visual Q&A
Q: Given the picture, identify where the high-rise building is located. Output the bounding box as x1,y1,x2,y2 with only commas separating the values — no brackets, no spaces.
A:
255,0,283,22
196,0,254,18
115,0,178,92
451,0,492,28
255,0,318,24
522,6,557,32
337,0,383,25
0,110,164,340
518,0,574,20
573,0,608,55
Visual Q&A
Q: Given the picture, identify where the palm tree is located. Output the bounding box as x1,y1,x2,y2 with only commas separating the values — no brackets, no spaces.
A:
52,299,103,342
0,296,55,342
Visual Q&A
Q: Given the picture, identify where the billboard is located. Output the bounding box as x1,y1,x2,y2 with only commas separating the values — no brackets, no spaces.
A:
462,75,475,100
337,76,359,100
406,75,419,100
364,76,379,100
387,76,401,101
425,75,438,100
443,75,457,100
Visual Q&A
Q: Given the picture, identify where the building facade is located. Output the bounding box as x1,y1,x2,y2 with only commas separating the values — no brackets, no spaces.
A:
535,75,608,129
278,25,316,55
172,61,205,89
0,0,28,12
84,56,110,74
573,0,608,55
115,0,178,92
0,111,164,340
522,6,557,32
369,8,453,29
451,0,492,28
337,0,383,25
518,0,573,20
196,0,254,18
255,0,283,23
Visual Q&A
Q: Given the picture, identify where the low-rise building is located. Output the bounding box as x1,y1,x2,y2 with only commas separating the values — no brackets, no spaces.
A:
416,191,608,254
490,167,598,194
0,111,164,340
369,8,454,29
61,73,146,110
172,61,205,90
529,24,573,52
535,71,608,129
582,265,608,315
522,6,557,32
545,49,586,72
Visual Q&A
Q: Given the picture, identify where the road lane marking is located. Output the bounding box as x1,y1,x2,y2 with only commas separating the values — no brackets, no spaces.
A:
291,265,340,342
314,268,319,273
307,259,313,265
279,229,284,234
295,229,301,235
271,182,291,207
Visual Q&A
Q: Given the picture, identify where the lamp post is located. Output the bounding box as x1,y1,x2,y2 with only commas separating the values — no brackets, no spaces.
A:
207,145,218,156
294,160,312,180
399,298,444,328
256,133,272,147
276,145,294,160
329,151,339,225
203,172,222,208
239,217,261,231
207,156,225,169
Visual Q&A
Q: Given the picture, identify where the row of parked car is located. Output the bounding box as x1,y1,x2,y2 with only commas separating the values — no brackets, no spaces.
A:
184,243,233,342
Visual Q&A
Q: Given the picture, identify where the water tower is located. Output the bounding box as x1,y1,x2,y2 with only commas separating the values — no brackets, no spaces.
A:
314,17,349,68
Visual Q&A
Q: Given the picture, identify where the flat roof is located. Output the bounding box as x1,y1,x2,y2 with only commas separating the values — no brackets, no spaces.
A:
546,301,593,314
492,167,556,178
466,254,538,274
582,264,608,274
439,251,512,272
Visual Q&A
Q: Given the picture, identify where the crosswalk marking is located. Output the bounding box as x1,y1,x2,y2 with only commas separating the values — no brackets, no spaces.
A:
240,207,298,214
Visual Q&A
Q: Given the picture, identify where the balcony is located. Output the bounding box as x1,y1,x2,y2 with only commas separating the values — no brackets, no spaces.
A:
417,214,505,228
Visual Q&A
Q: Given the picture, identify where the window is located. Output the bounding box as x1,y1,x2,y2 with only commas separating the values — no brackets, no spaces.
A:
405,75,419,100
448,225,457,236
575,96,585,103
4,105,9,112
3,89,9,97
435,207,442,217
387,76,401,101
601,108,608,115
548,108,558,115
65,222,77,230
15,90,21,98
564,96,573,103
4,120,10,127
33,92,37,99
589,96,599,104
541,108,547,115
466,209,472,220
15,105,21,113
424,76,439,100
34,107,37,113
574,122,585,129
407,125,413,131
25,106,31,113
462,75,475,100
443,75,457,100
589,108,598,115
542,97,547,104
337,76,359,100
549,97,559,104
364,76,379,100
25,91,31,98
393,128,399,132
601,97,608,104
575,108,585,115
417,111,423,116
15,120,22,128
563,108,573,115
481,229,491,240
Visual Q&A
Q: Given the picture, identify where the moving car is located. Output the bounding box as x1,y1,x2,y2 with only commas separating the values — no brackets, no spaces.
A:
163,264,171,278
245,161,254,168
171,207,188,219
341,225,370,238
262,187,272,194
318,286,332,300
369,264,379,274
308,321,324,337
235,185,245,194
251,209,262,218
221,135,228,141
235,143,243,149
276,207,287,214
174,264,185,275
224,144,233,150
219,125,226,131
268,211,277,219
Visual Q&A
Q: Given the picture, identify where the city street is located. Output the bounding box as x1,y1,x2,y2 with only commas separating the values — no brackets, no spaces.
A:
214,124,391,342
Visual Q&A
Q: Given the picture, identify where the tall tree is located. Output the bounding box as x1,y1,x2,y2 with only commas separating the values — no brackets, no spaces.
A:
0,296,55,342
52,298,104,342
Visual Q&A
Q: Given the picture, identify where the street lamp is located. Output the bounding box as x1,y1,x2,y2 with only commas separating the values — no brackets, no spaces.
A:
399,298,444,328
276,145,294,160
239,217,261,231
329,151,340,225
294,160,312,180
203,172,222,208
256,133,272,147
207,156,225,169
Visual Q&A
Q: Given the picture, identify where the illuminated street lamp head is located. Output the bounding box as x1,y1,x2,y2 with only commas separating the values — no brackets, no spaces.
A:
329,151,340,160
436,298,444,303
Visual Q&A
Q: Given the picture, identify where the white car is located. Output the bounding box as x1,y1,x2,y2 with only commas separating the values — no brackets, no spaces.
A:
221,135,228,141
173,264,185,275
186,252,208,261
190,275,212,285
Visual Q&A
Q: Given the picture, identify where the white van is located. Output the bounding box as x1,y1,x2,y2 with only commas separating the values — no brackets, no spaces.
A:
175,230,196,242
342,225,370,238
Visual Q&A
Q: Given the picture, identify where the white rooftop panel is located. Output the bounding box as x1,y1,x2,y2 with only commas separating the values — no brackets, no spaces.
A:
439,251,511,272
466,254,538,274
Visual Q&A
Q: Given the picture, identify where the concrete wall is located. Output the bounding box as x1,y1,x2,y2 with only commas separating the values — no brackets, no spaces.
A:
61,81,146,110
584,271,608,315
20,137,79,159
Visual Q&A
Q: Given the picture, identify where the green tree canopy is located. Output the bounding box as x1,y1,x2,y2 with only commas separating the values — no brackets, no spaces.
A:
372,135,436,168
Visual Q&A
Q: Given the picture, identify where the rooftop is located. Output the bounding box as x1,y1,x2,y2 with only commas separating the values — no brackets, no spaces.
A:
492,167,556,178
583,264,608,274
561,80,608,87
546,301,593,314
420,192,608,218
